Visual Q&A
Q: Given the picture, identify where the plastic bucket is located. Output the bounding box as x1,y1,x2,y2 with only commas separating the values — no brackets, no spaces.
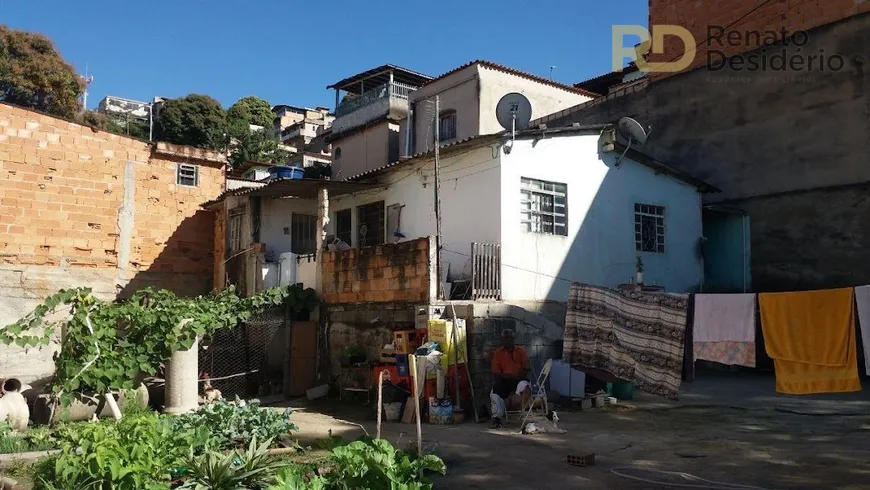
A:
383,402,403,422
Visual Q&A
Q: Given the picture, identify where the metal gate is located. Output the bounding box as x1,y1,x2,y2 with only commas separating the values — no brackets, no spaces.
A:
471,242,501,300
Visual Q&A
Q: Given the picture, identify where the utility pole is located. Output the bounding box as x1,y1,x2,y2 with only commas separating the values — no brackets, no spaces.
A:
433,96,443,300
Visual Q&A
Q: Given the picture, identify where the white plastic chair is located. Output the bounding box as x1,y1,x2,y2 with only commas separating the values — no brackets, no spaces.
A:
506,358,552,426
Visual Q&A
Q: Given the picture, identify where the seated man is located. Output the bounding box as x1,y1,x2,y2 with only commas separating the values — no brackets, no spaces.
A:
490,329,531,428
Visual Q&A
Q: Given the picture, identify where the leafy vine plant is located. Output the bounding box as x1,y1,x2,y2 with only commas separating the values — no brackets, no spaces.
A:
0,285,317,406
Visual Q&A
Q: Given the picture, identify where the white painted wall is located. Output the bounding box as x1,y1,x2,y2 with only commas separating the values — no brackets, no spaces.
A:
260,197,319,261
409,63,592,154
499,134,703,301
327,144,501,281
477,66,591,135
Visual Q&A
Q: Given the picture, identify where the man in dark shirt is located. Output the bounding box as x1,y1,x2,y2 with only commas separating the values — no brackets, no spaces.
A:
489,329,531,428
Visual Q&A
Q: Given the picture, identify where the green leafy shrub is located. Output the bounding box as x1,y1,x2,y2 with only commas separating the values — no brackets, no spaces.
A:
35,413,212,490
0,422,56,454
271,438,446,490
171,399,296,450
181,437,289,490
0,285,306,405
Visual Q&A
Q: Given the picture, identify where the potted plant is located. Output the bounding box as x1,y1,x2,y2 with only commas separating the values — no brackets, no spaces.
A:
636,256,644,285
340,345,366,366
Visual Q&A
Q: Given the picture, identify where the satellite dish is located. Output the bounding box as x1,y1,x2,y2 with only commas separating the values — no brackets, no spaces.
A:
496,93,532,137
614,116,649,166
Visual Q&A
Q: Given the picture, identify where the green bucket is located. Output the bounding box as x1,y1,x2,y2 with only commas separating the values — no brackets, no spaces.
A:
606,382,634,400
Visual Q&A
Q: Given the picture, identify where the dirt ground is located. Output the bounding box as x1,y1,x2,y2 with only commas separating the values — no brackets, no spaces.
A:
286,372,870,489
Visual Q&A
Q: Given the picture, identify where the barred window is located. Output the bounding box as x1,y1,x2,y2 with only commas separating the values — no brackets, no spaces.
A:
635,203,665,253
520,178,567,236
357,201,385,247
439,111,457,141
176,163,199,187
291,214,317,254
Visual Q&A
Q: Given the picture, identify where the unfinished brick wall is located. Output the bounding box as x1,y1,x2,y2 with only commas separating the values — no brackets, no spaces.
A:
648,0,870,81
321,236,435,304
0,103,225,382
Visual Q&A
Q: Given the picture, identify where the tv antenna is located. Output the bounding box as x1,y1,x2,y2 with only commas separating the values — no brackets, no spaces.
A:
79,64,94,112
615,116,648,166
549,66,557,80
496,92,532,147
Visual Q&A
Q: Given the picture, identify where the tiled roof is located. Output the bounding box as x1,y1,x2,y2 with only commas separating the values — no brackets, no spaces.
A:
346,135,500,181
419,60,600,98
529,78,649,129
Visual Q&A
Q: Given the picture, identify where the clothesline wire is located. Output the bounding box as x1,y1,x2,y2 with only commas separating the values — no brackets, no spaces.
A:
442,247,574,284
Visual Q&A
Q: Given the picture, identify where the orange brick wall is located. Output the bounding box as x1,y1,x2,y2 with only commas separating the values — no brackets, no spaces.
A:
322,237,434,304
213,206,226,291
0,103,225,297
648,0,870,80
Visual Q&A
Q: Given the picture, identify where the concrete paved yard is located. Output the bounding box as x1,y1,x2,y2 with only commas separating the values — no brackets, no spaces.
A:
286,372,870,489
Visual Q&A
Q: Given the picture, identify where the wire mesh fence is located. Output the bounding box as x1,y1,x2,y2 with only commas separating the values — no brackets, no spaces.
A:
198,305,287,400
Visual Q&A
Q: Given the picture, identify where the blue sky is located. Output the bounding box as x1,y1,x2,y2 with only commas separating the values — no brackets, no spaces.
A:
1,0,648,110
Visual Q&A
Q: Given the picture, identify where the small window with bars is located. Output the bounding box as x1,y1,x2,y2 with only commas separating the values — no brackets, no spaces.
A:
176,163,199,187
334,209,352,245
291,214,317,254
357,201,385,247
520,178,567,236
635,203,665,253
439,111,457,141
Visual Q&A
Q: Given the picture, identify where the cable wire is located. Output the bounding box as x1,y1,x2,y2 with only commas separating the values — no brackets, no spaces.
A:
442,247,573,284
610,467,774,490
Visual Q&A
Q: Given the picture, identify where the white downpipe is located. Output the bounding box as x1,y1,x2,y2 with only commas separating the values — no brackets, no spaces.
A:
104,393,122,420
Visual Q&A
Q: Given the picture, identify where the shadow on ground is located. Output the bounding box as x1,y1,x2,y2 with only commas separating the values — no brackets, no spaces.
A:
276,371,870,489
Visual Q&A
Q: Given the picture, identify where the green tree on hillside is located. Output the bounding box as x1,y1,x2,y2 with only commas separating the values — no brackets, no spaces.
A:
227,96,274,136
154,94,227,150
0,25,84,118
227,96,289,169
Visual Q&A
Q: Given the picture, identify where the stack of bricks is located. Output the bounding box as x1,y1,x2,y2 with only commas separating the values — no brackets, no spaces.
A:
0,103,225,298
648,0,870,81
321,237,433,304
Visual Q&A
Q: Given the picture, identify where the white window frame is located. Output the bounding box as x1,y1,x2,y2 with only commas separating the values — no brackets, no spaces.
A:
520,177,567,236
634,203,666,253
176,163,199,187
439,111,457,141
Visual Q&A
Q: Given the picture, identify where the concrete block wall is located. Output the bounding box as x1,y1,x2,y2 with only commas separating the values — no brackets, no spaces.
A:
648,0,870,81
0,103,225,382
437,301,566,413
321,236,435,304
326,303,415,379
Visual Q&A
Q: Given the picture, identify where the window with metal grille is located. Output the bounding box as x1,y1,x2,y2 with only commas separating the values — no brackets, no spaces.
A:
334,209,352,245
177,163,199,187
439,111,457,141
635,203,665,253
291,214,317,254
520,178,567,236
357,201,385,247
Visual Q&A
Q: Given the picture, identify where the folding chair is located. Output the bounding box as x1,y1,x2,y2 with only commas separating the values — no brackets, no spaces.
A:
505,358,552,425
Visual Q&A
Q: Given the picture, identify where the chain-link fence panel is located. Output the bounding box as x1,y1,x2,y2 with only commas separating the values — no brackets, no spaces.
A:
198,306,286,400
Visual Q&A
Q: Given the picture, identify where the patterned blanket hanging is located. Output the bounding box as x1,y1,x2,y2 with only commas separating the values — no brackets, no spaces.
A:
563,283,689,400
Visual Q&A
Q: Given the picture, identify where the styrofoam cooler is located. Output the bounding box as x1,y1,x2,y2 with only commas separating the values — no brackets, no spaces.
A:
549,359,585,398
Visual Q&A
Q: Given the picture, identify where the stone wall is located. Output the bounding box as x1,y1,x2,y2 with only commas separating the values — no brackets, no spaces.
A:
540,13,870,291
321,237,436,304
0,103,225,382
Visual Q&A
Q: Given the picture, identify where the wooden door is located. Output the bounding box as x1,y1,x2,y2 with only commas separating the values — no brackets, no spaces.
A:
287,321,318,397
